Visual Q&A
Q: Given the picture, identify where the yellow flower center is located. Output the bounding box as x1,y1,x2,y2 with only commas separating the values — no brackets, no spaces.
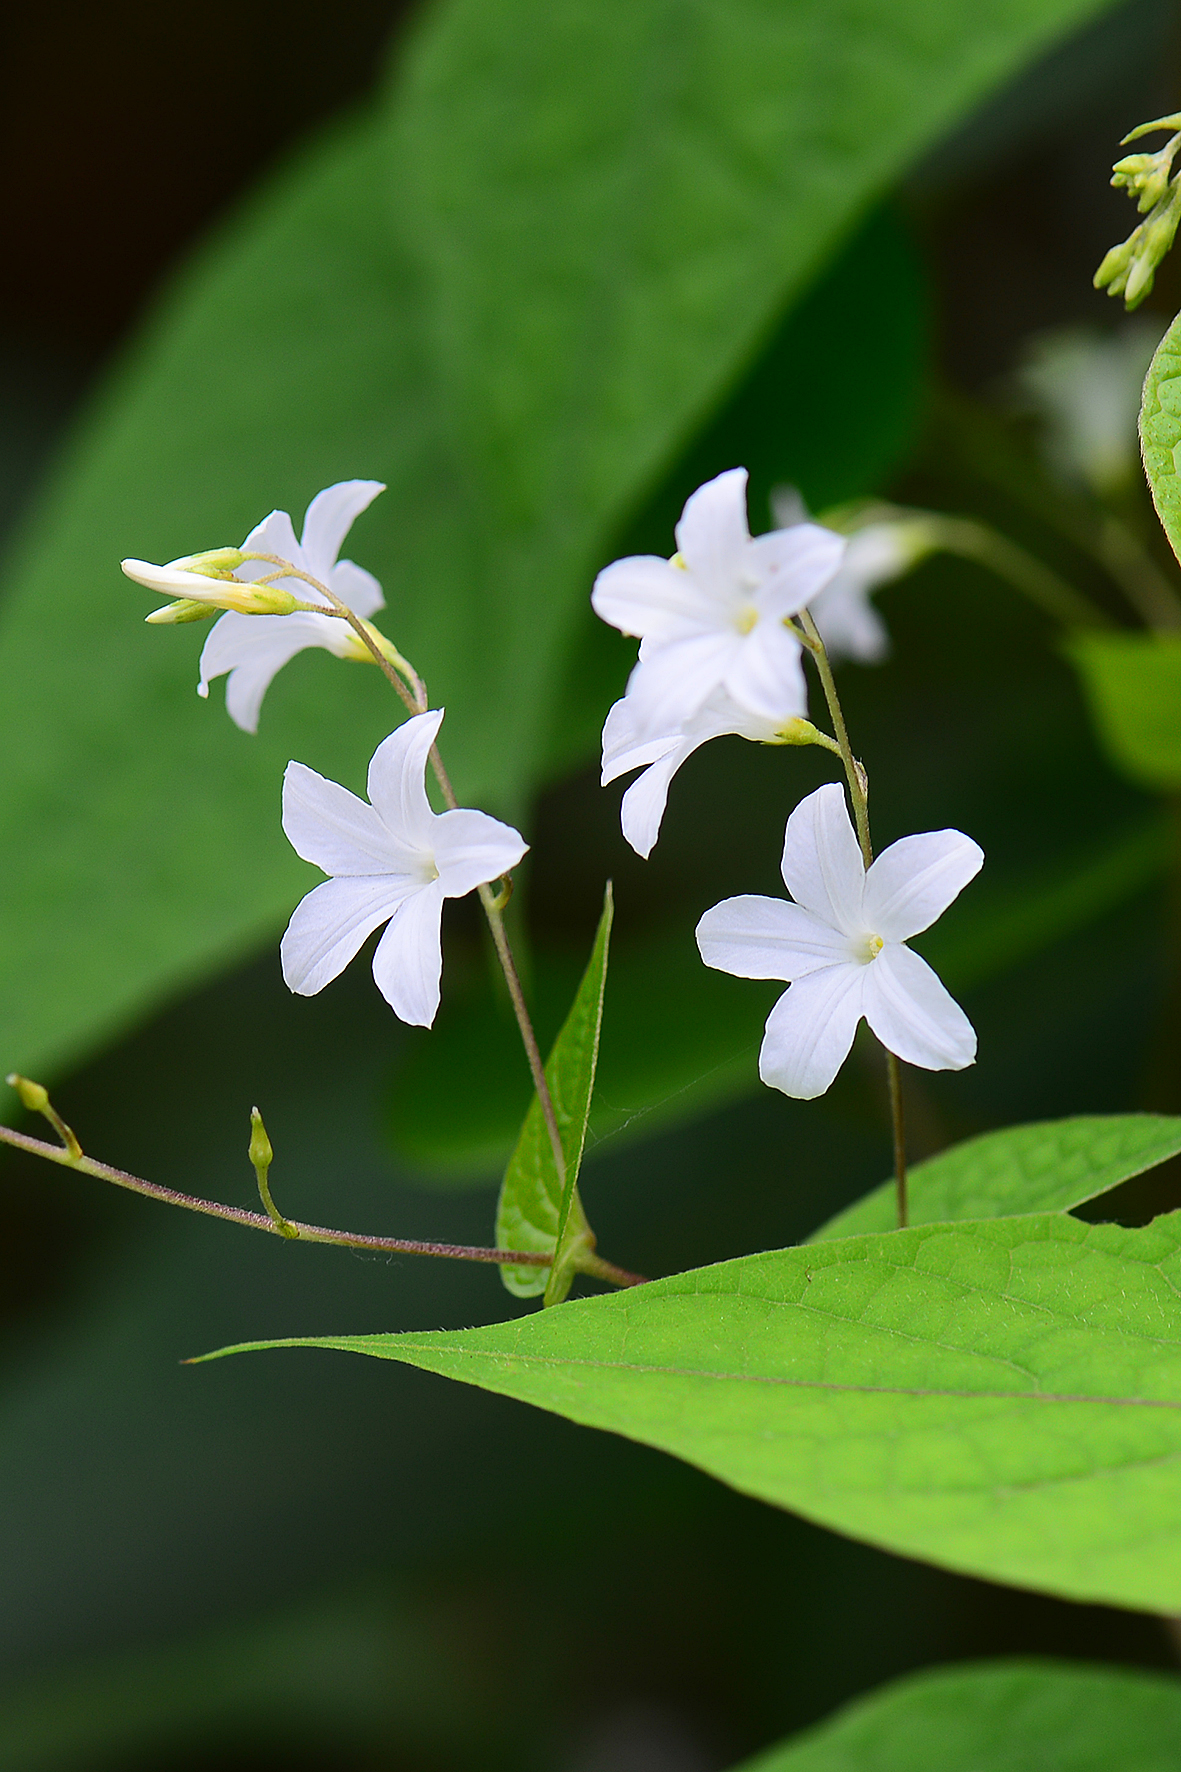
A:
854,932,885,964
735,604,758,635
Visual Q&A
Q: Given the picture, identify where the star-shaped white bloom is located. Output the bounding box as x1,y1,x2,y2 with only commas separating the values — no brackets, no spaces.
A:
696,783,982,1099
591,467,845,739
280,709,527,1028
601,690,788,860
199,480,387,733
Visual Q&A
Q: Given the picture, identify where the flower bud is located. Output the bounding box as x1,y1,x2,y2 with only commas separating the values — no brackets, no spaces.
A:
123,557,303,618
144,599,220,625
6,1073,48,1114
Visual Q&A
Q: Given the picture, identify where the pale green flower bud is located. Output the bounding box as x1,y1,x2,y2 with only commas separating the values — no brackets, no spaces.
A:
123,557,303,618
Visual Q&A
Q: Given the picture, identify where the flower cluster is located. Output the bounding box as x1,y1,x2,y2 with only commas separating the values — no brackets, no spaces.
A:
132,467,981,1107
592,468,982,1100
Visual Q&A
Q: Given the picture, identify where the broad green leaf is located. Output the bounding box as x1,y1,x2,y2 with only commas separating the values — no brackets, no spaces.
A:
733,1661,1181,1772
1141,305,1181,568
202,1211,1181,1611
0,0,1121,1086
1066,633,1181,791
811,1113,1181,1241
495,887,613,1300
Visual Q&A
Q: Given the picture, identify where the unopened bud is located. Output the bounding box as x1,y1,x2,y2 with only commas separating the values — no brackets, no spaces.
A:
145,599,220,625
6,1072,48,1114
249,1106,274,1176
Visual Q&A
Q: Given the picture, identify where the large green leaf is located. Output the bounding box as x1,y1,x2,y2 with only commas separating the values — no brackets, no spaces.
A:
733,1661,1181,1772
495,887,613,1300
811,1113,1181,1241
203,1210,1181,1610
0,0,1119,1086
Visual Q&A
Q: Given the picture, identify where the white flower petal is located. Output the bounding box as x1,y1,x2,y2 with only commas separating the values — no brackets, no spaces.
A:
591,555,717,642
600,697,680,784
780,783,866,936
365,710,444,853
769,484,809,529
238,509,307,588
300,480,385,576
199,611,342,733
282,761,401,875
674,467,750,586
619,742,694,858
122,559,222,596
329,557,385,620
862,943,976,1072
624,631,743,735
863,830,984,943
371,879,447,1027
747,523,846,617
697,895,849,981
432,807,528,897
722,619,808,722
280,875,412,997
758,964,866,1099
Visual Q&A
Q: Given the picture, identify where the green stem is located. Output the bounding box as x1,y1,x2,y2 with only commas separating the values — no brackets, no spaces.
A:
797,610,909,1224
238,553,569,1199
929,518,1114,630
798,610,872,866
0,1123,555,1269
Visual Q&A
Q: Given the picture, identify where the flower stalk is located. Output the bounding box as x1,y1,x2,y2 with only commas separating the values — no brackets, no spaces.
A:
795,612,909,1227
0,1105,646,1287
221,550,571,1203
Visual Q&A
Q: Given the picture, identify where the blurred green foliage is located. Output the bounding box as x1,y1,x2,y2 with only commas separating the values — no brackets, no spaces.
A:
1,0,1178,1766
737,1661,1181,1771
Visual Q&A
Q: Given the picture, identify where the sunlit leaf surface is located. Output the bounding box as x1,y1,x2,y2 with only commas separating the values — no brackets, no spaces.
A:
210,1211,1181,1611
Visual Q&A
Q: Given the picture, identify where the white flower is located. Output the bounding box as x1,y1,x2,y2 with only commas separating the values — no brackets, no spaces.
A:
601,690,788,860
696,783,982,1099
199,480,387,733
591,468,845,738
1014,323,1164,496
280,709,527,1028
771,487,937,665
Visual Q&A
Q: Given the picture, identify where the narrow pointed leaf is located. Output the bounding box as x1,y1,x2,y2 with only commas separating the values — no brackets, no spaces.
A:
495,886,613,1300
732,1660,1181,1772
202,1212,1181,1611
811,1112,1181,1241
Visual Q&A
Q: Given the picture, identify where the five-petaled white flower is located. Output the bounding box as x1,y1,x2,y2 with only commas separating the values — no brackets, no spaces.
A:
601,690,792,860
280,709,527,1028
696,783,982,1099
591,467,845,739
199,480,387,734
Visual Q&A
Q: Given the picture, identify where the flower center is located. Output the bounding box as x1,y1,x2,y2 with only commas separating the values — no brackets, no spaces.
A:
735,604,759,635
853,932,885,965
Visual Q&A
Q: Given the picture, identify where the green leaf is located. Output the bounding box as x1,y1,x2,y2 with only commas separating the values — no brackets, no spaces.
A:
495,886,613,1300
0,0,1123,1085
202,1211,1181,1611
1141,305,1181,569
1066,633,1181,791
732,1660,1181,1771
811,1112,1181,1241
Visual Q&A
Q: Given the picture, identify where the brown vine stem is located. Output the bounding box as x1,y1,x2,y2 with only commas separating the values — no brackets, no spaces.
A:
797,608,909,1229
0,1122,648,1282
238,554,570,1200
